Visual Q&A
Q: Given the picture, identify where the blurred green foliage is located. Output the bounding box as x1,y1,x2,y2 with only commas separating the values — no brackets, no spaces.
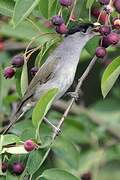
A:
0,0,120,179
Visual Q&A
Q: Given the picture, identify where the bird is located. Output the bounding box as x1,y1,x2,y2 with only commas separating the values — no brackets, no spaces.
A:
3,23,98,134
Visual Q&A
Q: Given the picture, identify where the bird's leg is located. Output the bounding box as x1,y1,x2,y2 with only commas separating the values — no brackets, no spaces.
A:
43,117,61,134
66,92,79,100
67,89,83,100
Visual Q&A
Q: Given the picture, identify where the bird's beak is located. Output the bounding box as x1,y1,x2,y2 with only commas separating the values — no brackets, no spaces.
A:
91,22,101,32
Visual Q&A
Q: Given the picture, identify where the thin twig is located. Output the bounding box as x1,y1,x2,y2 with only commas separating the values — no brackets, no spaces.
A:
53,100,120,141
52,56,97,140
66,0,77,26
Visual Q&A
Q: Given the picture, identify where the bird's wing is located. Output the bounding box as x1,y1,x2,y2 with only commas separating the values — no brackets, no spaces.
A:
16,56,61,112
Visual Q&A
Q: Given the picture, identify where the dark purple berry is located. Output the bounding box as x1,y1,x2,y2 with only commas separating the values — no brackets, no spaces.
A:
91,7,108,23
31,67,38,77
96,47,107,58
4,67,15,79
114,0,120,13
99,0,110,5
101,36,110,48
52,15,64,26
107,32,119,45
12,162,24,175
56,23,68,34
59,0,73,7
2,163,8,173
12,55,24,68
24,140,36,152
99,25,111,35
81,172,92,180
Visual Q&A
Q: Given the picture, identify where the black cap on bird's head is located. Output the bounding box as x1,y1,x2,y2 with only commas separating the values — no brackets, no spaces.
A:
66,23,99,36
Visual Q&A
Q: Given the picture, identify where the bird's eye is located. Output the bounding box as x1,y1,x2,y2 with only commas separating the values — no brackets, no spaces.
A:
81,28,87,34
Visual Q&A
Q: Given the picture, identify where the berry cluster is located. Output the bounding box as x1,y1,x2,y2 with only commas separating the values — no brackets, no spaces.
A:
51,0,73,34
1,161,24,175
4,54,38,79
93,0,120,58
1,139,37,176
4,55,24,79
96,29,119,58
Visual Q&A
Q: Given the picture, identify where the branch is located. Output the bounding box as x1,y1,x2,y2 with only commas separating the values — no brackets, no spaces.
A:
53,100,120,141
4,41,33,51
52,56,97,140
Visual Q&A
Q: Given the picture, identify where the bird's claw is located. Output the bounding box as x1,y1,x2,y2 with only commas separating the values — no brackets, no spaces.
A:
55,127,61,136
67,92,79,100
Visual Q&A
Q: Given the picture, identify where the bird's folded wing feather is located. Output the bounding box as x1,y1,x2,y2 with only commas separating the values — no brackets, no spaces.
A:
16,56,60,112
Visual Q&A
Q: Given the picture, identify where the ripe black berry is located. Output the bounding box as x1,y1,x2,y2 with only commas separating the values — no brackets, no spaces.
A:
99,25,111,35
114,0,120,13
101,36,110,48
12,162,24,175
12,55,24,68
56,23,68,34
31,67,38,77
59,0,73,7
4,67,15,79
107,32,119,45
91,7,108,23
24,140,36,152
2,162,8,173
81,172,92,180
96,47,107,58
52,15,64,26
99,0,110,5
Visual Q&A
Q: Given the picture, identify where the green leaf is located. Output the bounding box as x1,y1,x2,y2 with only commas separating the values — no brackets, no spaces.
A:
35,39,59,67
21,61,28,96
6,171,20,180
15,69,22,98
0,135,4,153
0,0,14,16
35,44,46,67
20,128,36,141
32,88,59,127
85,36,100,56
0,134,20,147
53,137,79,169
86,0,95,9
0,21,38,41
78,150,105,174
0,155,4,175
12,0,41,26
0,65,2,103
101,56,120,98
48,0,58,18
2,145,28,154
39,0,48,18
26,149,42,175
41,169,79,180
